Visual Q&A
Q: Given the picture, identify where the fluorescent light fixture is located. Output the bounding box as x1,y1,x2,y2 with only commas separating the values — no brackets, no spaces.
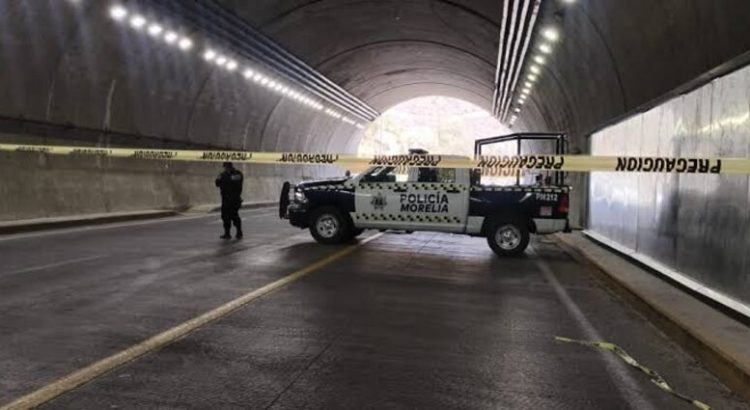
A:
226,60,238,71
203,50,217,61
164,31,178,44
148,24,163,36
524,81,533,88
542,27,560,42
243,69,255,79
530,65,541,74
130,15,146,29
527,73,538,82
514,107,521,113
178,38,193,51
253,74,262,82
215,56,227,66
539,43,552,54
517,99,525,105
109,5,128,21
260,78,270,86
534,55,546,65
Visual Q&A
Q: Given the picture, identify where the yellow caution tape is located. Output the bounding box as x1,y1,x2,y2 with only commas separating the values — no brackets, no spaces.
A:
2,142,750,175
554,336,711,410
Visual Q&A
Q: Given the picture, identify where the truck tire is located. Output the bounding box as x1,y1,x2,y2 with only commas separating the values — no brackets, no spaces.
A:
487,218,530,257
340,224,364,242
309,207,350,245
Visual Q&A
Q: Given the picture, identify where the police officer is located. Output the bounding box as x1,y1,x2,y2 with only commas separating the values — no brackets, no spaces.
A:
215,162,244,239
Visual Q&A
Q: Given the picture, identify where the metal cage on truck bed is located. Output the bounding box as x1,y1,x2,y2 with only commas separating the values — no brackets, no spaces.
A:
474,132,568,187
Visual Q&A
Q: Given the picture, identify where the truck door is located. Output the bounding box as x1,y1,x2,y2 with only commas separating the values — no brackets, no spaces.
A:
397,167,468,233
353,166,411,230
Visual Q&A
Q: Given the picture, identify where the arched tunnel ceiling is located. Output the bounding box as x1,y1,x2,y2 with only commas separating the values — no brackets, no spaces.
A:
2,0,750,155
520,0,750,143
213,0,502,113
219,0,750,144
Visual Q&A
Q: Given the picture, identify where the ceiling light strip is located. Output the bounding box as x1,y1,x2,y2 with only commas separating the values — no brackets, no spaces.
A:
501,0,542,121
107,3,368,129
498,0,535,119
492,0,512,117
495,0,523,117
151,0,379,123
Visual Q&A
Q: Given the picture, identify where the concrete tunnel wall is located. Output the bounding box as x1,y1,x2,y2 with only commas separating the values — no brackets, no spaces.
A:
0,1,360,221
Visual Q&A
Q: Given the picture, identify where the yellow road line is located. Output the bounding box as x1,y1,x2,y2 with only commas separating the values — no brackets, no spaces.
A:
1,234,382,410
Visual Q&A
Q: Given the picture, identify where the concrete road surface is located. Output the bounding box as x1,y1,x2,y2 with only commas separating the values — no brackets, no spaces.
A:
0,209,747,409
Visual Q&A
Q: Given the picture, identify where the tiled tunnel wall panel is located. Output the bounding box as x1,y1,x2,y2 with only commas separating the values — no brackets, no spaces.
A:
589,64,750,308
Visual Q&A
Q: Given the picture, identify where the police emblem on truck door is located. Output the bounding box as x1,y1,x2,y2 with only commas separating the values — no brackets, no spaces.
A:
371,192,387,210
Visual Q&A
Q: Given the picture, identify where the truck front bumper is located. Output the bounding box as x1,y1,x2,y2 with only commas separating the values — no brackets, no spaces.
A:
286,202,310,229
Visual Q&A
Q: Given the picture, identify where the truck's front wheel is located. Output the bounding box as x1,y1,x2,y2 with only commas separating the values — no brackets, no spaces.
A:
310,207,350,244
487,219,529,257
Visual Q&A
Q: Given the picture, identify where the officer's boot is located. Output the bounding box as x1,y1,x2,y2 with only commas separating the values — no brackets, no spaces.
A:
221,219,232,239
234,219,243,239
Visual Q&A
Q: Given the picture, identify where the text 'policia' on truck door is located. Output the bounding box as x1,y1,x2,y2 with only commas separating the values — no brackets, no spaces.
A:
354,166,468,233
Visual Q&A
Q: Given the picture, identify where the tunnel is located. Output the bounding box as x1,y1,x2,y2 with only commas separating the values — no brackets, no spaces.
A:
2,0,750,408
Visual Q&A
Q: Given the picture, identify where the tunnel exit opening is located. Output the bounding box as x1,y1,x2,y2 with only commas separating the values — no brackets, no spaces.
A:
357,96,510,158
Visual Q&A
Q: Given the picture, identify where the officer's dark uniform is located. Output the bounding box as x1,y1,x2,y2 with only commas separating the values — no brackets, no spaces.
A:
215,163,244,239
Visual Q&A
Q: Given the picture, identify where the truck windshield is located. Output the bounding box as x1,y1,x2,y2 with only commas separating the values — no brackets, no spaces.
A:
361,166,399,183
409,168,456,184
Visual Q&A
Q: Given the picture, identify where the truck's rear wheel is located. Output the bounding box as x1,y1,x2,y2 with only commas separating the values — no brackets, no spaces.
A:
310,207,349,244
487,219,529,257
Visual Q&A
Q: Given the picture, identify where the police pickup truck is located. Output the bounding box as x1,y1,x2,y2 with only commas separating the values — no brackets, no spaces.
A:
279,156,570,256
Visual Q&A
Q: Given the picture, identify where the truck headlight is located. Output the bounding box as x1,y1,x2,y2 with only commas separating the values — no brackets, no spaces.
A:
294,190,307,203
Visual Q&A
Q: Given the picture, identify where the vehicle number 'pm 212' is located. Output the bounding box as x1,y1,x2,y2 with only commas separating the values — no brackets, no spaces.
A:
535,193,558,202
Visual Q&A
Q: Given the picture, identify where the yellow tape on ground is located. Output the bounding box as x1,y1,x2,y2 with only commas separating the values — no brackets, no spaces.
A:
2,142,750,175
554,336,711,410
